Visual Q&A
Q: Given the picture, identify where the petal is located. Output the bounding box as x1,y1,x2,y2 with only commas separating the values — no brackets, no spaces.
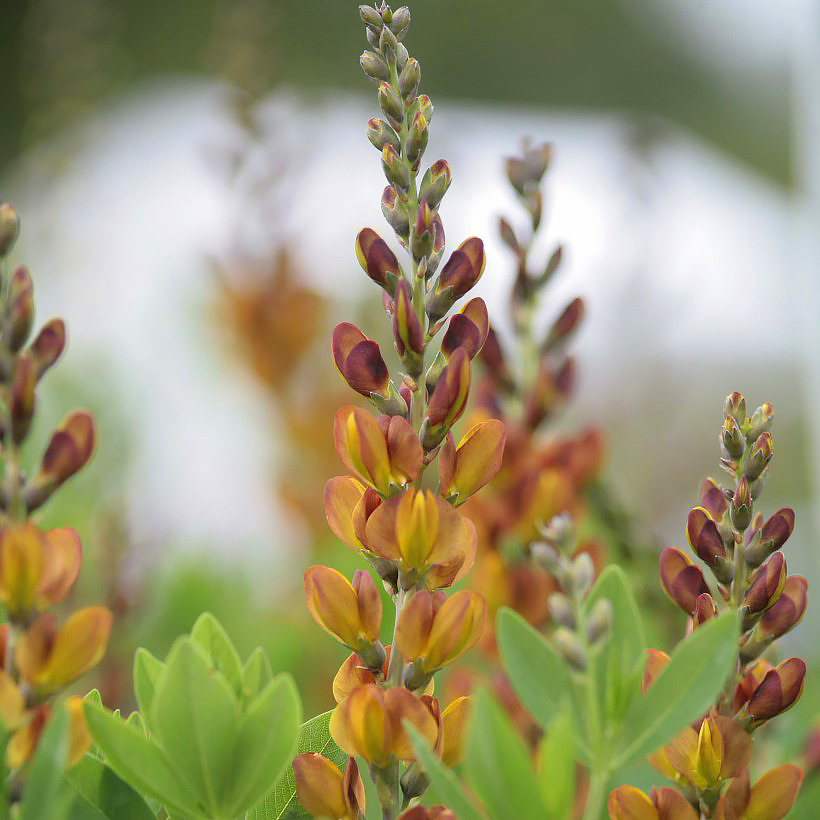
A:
607,786,658,820
385,687,438,761
332,653,378,704
37,528,82,607
66,696,92,766
364,496,403,561
395,588,435,662
422,590,485,671
449,419,506,500
440,696,471,767
745,765,803,820
325,476,367,551
305,567,363,648
293,753,348,819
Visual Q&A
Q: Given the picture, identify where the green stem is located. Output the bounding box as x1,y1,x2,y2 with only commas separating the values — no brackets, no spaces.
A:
386,587,407,686
581,765,609,820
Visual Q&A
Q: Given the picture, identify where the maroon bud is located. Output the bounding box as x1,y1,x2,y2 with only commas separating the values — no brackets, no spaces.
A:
29,319,66,379
744,432,773,482
424,348,470,447
441,298,488,360
428,238,485,320
543,297,584,352
658,547,710,615
392,280,423,370
746,658,805,722
742,553,786,618
10,356,36,444
5,267,33,353
332,322,390,397
356,228,403,295
686,507,726,565
693,592,718,628
730,477,753,531
724,391,746,424
699,477,728,521
757,575,807,640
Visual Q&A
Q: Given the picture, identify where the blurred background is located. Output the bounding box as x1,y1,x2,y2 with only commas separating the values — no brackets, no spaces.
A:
1,0,819,795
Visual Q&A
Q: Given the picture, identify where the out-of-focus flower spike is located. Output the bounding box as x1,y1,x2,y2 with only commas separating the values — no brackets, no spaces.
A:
438,419,506,504
543,297,584,353
658,547,710,615
25,410,95,512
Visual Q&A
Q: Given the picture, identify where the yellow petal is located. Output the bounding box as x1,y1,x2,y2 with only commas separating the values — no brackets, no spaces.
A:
293,753,348,819
324,477,366,552
440,697,470,767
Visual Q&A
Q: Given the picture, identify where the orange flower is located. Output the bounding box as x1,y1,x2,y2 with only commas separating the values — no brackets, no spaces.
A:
15,606,112,692
7,696,91,769
438,419,506,505
293,754,365,820
329,684,437,767
608,785,698,819
364,490,476,586
715,765,803,820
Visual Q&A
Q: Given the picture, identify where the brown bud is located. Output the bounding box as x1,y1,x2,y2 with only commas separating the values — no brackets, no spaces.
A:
392,279,423,366
746,657,805,722
730,477,753,531
744,432,773,482
699,477,728,521
724,391,746,424
757,575,807,640
693,592,718,628
658,547,710,615
10,356,36,444
686,507,726,565
5,267,34,353
332,322,390,398
440,298,489,360
746,508,795,567
543,298,584,352
356,228,402,295
0,204,20,257
427,238,485,321
742,552,785,619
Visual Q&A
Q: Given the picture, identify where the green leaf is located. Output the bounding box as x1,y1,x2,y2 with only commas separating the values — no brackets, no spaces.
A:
19,703,72,820
583,566,645,733
190,612,243,698
241,647,273,705
65,753,155,820
151,638,240,816
84,702,203,818
405,725,484,820
464,687,546,820
133,648,165,728
222,674,301,816
536,711,575,820
611,611,739,769
248,710,347,820
496,607,570,730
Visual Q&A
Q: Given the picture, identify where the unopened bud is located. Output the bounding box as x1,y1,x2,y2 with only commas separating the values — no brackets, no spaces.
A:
730,477,753,531
417,94,433,124
0,204,20,257
382,145,410,191
548,593,575,629
411,200,433,262
570,552,594,598
721,415,745,460
744,432,773,482
395,42,409,69
543,298,584,352
367,118,400,153
5,267,34,352
419,159,451,210
10,356,36,444
359,5,384,29
586,598,612,645
30,319,66,379
747,403,773,442
400,762,428,802
378,82,403,130
553,627,586,672
530,541,560,573
538,512,574,551
498,217,520,254
406,112,428,169
360,50,390,82
389,6,411,38
398,57,420,104
724,391,746,425
381,186,410,240
378,24,398,60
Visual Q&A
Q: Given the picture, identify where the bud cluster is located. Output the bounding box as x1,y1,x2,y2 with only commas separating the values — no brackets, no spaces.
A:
629,392,808,818
531,513,612,674
297,8,504,819
0,205,110,791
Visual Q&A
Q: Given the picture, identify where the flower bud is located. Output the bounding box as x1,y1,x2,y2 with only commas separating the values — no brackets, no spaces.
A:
547,592,575,629
692,592,718,629
553,627,586,672
360,50,390,82
423,348,470,446
543,297,584,353
356,228,403,296
29,318,66,379
498,216,520,254
5,267,34,353
411,199,434,262
586,598,612,645
721,415,745,460
392,279,423,372
398,57,420,103
757,575,807,640
406,112,428,170
744,432,773,482
382,144,411,191
658,547,710,615
0,205,20,257
440,298,489,361
427,238,485,320
378,82,403,127
332,322,390,398
24,411,95,512
699,477,728,521
378,23,398,61
10,356,36,444
570,552,594,598
381,186,410,240
389,6,411,38
366,27,380,48
686,507,727,567
530,541,561,573
747,402,773,442
745,507,794,570
742,552,785,624
438,418,506,504
367,118,400,153
359,5,383,29
293,754,365,820
746,657,805,722
724,391,746,424
730,476,753,531
305,566,383,653
418,159,450,211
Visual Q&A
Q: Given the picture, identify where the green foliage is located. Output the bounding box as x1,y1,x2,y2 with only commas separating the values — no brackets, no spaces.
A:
19,704,72,820
65,753,155,820
85,613,301,820
610,610,739,768
536,712,575,820
248,710,346,820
